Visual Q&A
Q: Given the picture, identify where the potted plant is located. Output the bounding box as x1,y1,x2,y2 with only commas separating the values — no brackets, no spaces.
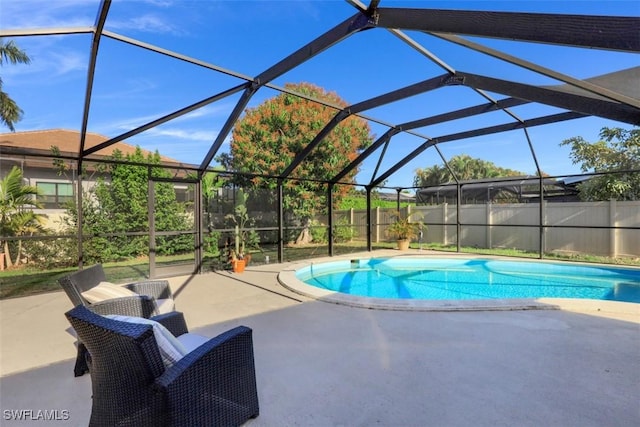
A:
229,250,246,273
385,211,425,251
225,190,260,272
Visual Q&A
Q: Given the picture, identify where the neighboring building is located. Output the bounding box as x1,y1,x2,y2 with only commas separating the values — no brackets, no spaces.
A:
415,176,581,205
0,129,190,230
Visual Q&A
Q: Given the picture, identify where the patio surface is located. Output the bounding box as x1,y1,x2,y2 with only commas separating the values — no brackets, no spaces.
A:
1,251,639,426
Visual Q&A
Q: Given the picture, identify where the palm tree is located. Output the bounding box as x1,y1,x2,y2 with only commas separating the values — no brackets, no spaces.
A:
413,163,452,187
0,39,31,131
0,166,46,267
414,154,525,188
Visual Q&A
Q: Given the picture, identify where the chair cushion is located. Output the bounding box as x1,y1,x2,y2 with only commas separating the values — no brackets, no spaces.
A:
82,282,137,303
105,314,188,368
155,298,175,314
177,333,209,353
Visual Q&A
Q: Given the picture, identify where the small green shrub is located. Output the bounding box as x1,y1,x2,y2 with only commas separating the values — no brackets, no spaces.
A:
309,220,328,243
333,217,357,243
203,231,221,256
21,236,78,269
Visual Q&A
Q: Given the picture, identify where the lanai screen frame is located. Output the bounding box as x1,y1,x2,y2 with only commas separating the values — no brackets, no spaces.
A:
2,0,638,270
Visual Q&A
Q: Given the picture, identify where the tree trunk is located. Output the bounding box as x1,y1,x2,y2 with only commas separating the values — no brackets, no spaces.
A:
295,228,311,245
16,239,23,265
295,218,313,245
4,240,13,268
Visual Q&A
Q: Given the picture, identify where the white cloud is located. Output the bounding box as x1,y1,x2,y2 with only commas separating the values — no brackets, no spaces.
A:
128,127,231,165
0,0,97,29
94,79,158,100
169,103,235,123
107,13,183,35
49,51,88,75
144,127,217,142
137,0,174,8
93,101,233,135
2,40,88,83
93,113,166,135
1,0,182,35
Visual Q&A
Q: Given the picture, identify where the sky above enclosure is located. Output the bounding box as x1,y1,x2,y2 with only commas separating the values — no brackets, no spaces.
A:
1,0,639,189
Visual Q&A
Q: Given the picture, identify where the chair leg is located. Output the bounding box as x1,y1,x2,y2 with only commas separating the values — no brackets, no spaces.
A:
74,342,90,377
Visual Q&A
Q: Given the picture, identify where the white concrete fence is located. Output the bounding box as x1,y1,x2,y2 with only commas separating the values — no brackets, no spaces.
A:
331,200,640,258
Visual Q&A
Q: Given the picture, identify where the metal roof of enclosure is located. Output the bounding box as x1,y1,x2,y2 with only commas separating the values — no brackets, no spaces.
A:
0,0,640,270
2,0,638,187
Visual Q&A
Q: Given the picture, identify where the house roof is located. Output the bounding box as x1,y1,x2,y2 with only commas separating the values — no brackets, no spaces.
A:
415,176,580,203
0,129,181,165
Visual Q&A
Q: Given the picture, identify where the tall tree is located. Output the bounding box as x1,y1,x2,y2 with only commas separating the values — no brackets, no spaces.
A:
218,82,374,242
0,166,46,267
561,127,640,201
414,154,525,187
0,39,31,131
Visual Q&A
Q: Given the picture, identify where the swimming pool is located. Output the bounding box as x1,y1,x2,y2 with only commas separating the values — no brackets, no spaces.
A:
293,257,640,304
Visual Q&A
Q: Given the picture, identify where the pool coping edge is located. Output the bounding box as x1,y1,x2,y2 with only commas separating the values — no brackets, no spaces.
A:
277,253,640,314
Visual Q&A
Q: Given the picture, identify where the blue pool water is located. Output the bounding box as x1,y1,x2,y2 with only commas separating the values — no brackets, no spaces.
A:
296,258,640,303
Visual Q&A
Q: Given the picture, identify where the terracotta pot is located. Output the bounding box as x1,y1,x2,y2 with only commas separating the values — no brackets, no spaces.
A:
396,239,410,251
232,259,246,273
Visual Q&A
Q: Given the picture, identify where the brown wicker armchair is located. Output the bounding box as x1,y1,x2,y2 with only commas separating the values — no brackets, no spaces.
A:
65,305,259,427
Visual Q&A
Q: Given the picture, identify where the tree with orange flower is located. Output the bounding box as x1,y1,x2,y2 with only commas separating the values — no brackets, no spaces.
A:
218,82,374,243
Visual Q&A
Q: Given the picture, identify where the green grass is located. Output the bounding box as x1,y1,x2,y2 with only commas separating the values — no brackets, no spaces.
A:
1,261,156,299
1,242,638,300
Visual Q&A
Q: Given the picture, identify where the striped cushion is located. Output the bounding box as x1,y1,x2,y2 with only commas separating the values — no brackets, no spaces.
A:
81,282,137,303
105,314,188,368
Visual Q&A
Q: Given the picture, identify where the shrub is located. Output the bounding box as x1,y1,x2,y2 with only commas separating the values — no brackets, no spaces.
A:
21,236,78,269
333,217,357,243
309,220,328,244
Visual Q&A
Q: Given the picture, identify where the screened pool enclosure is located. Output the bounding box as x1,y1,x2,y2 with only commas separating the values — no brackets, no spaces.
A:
0,0,638,285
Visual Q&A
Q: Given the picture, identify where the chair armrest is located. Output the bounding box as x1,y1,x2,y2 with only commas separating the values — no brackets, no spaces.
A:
152,311,188,337
87,296,158,318
155,326,259,426
125,280,173,300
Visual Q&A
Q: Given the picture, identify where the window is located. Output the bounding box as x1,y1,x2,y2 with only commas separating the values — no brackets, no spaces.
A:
37,182,74,209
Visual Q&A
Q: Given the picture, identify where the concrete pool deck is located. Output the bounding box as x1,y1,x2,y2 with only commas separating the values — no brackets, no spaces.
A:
1,250,639,426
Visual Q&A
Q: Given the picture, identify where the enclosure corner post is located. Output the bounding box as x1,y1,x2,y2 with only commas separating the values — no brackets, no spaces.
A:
76,170,84,269
366,186,373,251
195,178,203,274
375,206,380,243
456,183,461,252
277,179,284,263
148,171,156,279
609,199,617,258
539,177,545,259
328,183,334,257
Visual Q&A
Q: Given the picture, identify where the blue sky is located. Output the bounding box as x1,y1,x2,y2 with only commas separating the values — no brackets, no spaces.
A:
1,0,638,189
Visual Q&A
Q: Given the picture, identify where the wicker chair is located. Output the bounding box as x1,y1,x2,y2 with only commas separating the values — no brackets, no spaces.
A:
59,264,174,317
65,305,259,427
59,264,175,376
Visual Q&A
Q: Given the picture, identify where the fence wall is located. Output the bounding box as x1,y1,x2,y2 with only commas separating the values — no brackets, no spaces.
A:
332,200,640,257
